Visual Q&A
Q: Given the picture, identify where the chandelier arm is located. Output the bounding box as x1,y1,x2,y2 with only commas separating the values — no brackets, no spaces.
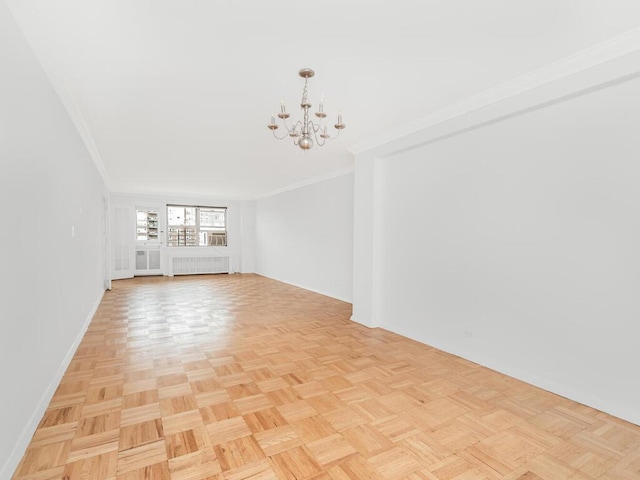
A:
315,125,341,142
271,129,290,140
290,120,303,137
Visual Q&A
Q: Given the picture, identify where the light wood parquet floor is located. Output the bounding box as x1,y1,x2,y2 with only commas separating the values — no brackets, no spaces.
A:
13,274,640,480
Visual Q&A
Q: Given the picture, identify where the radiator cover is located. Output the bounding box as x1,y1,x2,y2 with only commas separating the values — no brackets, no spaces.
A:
171,256,230,275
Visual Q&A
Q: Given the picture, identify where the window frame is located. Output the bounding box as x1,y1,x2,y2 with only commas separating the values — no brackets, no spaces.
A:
166,204,227,247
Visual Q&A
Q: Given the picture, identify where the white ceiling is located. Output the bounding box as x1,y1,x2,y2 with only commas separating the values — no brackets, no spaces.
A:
6,0,640,199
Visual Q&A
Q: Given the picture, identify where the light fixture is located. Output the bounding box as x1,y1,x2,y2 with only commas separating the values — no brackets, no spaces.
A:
267,68,345,150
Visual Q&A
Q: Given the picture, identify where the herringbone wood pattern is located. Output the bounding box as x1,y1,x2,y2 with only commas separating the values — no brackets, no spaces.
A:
12,274,640,479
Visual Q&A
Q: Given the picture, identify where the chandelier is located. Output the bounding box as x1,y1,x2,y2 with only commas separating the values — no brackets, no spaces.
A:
267,68,345,150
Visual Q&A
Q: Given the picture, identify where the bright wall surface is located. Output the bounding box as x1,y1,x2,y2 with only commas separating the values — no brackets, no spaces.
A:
255,173,354,302
368,76,640,425
240,200,256,273
0,4,107,478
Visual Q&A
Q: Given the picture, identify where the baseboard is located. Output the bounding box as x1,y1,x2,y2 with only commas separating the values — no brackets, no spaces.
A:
385,323,640,428
254,273,353,304
0,289,105,480
349,314,376,328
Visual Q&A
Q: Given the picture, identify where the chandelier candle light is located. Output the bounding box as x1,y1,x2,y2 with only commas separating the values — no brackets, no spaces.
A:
268,68,345,150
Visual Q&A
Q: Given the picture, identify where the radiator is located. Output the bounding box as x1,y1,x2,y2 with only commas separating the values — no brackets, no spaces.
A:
170,256,230,276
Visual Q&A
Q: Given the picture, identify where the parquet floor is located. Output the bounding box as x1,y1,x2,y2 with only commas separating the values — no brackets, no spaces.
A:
12,274,640,480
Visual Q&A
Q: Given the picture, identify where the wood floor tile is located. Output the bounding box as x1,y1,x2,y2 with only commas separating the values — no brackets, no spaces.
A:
276,400,317,423
80,398,123,418
372,415,420,443
116,460,171,480
119,419,164,451
205,416,252,444
243,407,288,433
367,446,421,479
253,425,303,456
291,416,337,443
270,446,323,480
86,384,124,404
38,406,81,428
327,454,386,480
123,390,159,409
321,407,367,432
162,410,204,436
167,448,221,480
121,403,162,427
62,451,117,480
222,459,278,480
399,433,451,466
67,429,120,463
306,433,357,467
14,442,70,477
29,422,78,449
165,427,212,459
195,390,231,409
341,424,392,458
116,440,168,476
12,465,66,480
12,274,640,480
213,435,265,472
233,394,272,415
161,395,198,416
77,412,121,437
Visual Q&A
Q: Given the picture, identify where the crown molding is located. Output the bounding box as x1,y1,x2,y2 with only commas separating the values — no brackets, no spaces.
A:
349,27,640,156
255,166,355,200
5,2,111,190
54,78,112,189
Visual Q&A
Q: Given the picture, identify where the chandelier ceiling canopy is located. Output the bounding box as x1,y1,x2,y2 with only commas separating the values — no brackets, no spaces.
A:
267,68,345,150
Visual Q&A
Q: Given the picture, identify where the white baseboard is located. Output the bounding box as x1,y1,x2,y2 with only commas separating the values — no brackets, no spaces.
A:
254,273,352,304
386,323,640,428
349,315,376,328
0,290,105,480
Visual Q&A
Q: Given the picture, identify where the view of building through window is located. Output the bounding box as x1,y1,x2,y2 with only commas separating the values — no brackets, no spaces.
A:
167,205,227,246
135,209,158,241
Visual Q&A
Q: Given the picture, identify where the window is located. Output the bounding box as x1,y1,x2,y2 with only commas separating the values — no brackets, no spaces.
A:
136,209,159,241
167,205,227,246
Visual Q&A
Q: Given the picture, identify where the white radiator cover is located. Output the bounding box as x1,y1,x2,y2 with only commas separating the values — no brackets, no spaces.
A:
171,256,230,276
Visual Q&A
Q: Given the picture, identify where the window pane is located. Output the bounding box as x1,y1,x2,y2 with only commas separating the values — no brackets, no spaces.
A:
168,226,198,246
136,209,158,241
168,206,184,226
199,231,227,246
168,206,195,226
184,207,196,226
200,208,225,228
167,205,226,247
167,226,180,246
136,211,147,226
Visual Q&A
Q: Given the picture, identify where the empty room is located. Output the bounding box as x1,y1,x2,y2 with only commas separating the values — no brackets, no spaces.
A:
2,1,640,479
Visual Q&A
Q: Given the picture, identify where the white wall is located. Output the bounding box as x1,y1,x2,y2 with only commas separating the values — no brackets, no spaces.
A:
0,3,107,478
354,71,640,425
240,200,256,273
256,173,354,302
